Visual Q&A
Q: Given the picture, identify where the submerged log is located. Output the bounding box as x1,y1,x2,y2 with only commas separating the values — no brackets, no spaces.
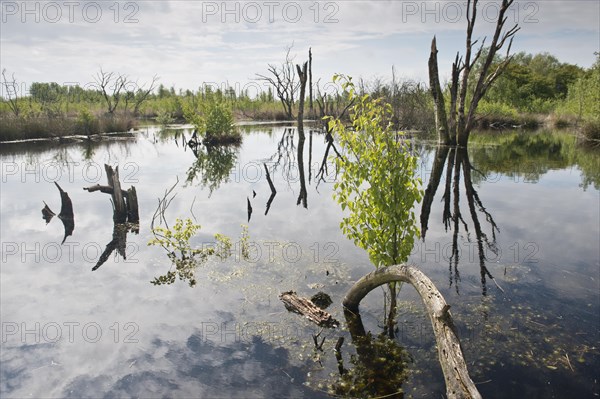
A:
279,291,339,328
343,265,482,399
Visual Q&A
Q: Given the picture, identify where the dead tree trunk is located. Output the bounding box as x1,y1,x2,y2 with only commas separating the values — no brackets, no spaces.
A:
84,164,139,224
296,61,308,208
344,265,482,399
83,164,139,270
308,48,313,117
296,61,308,131
428,0,519,147
428,37,451,145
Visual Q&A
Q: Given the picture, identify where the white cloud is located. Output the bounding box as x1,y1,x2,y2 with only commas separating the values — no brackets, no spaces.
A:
1,0,598,90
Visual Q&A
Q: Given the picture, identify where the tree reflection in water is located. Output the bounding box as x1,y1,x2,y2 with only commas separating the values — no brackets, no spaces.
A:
329,309,410,399
185,133,240,196
421,146,503,295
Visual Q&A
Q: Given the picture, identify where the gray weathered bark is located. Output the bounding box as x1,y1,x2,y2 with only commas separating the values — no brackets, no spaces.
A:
428,37,451,145
344,265,482,399
428,0,519,147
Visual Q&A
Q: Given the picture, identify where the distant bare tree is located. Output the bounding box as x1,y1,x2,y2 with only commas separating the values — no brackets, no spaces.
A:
1,69,21,117
123,75,159,115
256,45,299,119
314,79,355,123
94,68,128,114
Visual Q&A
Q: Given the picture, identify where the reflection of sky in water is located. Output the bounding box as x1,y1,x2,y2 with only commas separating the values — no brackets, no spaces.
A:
1,128,598,398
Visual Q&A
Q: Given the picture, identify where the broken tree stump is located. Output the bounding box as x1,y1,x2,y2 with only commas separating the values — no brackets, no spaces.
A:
84,164,139,224
343,264,482,399
83,164,139,270
279,291,339,328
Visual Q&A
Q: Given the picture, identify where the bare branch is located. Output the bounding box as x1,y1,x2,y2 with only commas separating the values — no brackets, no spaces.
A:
1,69,21,117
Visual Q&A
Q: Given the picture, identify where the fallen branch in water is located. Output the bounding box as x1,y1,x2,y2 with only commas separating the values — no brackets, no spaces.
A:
343,264,482,399
279,291,339,328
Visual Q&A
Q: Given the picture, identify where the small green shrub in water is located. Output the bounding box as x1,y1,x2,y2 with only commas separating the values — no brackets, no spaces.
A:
204,101,234,136
327,75,423,268
183,98,239,144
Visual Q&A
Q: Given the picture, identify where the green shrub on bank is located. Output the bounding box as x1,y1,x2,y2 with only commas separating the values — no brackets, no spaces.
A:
477,101,520,120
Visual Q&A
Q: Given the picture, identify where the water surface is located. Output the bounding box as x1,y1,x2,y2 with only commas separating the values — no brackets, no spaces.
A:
1,126,598,398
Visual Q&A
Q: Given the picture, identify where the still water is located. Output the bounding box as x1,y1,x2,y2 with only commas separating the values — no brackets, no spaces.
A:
1,125,598,398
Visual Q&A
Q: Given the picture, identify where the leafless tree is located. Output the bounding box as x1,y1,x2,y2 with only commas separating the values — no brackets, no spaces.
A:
122,75,160,115
429,0,520,146
315,79,355,123
256,45,299,119
94,68,128,114
1,69,21,117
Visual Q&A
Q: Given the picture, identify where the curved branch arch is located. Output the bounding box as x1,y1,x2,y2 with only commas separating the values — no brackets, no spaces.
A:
343,264,482,399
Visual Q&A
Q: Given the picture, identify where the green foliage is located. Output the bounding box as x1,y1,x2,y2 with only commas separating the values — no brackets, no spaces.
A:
478,51,584,113
204,101,234,136
327,75,423,268
186,143,239,194
469,130,600,189
556,54,600,124
477,100,520,120
183,97,235,138
148,219,249,287
77,109,98,135
182,100,203,130
329,332,410,398
155,109,175,126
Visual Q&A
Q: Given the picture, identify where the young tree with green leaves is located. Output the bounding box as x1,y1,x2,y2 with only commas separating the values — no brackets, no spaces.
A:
328,74,423,337
328,75,422,268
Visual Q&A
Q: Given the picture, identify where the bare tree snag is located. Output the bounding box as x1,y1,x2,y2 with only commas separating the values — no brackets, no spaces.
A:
309,47,313,116
428,37,451,145
126,186,139,224
279,291,339,327
296,61,308,129
343,265,482,399
84,164,139,270
296,61,308,208
1,69,21,117
429,0,519,147
256,45,299,119
94,68,127,114
83,164,139,224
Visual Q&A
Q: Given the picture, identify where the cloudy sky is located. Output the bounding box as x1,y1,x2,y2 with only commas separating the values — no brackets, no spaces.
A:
1,0,598,95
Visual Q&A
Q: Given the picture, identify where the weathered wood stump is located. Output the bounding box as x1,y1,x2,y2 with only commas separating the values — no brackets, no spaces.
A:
83,164,139,270
84,164,138,224
279,291,339,328
343,264,482,399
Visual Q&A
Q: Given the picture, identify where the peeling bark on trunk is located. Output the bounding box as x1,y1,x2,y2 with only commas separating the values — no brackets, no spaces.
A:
344,265,482,399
